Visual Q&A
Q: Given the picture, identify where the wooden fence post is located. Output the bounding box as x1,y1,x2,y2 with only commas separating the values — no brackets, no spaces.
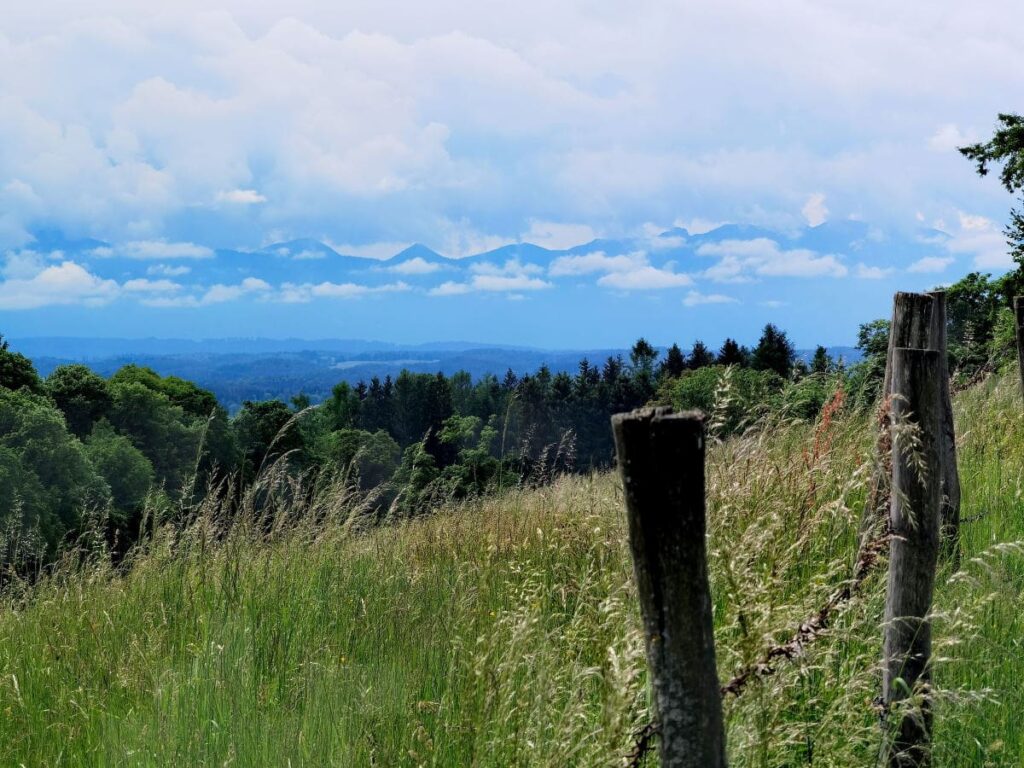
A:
1014,296,1024,398
861,292,936,542
927,290,961,553
883,348,941,767
611,407,726,768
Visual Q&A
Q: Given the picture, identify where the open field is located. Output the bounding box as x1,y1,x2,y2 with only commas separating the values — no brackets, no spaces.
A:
1,372,1023,766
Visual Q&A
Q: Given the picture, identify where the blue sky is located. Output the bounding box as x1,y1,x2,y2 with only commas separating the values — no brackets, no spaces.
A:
1,1,1022,348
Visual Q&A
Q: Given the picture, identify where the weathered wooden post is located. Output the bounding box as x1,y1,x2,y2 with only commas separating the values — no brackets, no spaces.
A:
611,407,726,768
861,292,936,542
927,290,961,552
1014,296,1024,398
882,348,941,767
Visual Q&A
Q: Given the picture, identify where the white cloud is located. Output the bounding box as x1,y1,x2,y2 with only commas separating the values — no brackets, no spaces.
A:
146,278,272,309
597,265,692,290
470,259,544,276
907,255,954,273
277,280,411,303
429,273,551,296
854,263,894,279
110,240,214,260
387,256,443,274
944,212,1011,269
802,193,829,227
697,238,848,280
758,249,847,278
123,278,181,292
429,281,471,296
2,250,46,279
147,263,191,276
548,250,647,276
0,260,119,309
928,124,974,153
216,188,267,204
683,290,738,307
200,277,272,304
291,249,326,260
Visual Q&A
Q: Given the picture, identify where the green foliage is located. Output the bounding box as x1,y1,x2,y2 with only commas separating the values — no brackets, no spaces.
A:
959,113,1024,193
658,343,686,379
45,364,112,438
717,337,749,367
752,322,796,377
0,342,42,394
0,388,109,555
960,113,1024,269
233,399,304,476
811,344,833,374
107,379,201,493
661,365,785,434
847,318,889,406
84,422,154,518
318,428,401,490
688,340,715,369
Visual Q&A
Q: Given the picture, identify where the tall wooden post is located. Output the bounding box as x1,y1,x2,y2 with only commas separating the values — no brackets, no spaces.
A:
611,407,726,768
1014,297,1024,398
883,348,941,767
861,292,936,543
927,291,961,552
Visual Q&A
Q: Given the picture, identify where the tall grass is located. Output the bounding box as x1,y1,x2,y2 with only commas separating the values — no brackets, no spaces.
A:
1,373,1023,765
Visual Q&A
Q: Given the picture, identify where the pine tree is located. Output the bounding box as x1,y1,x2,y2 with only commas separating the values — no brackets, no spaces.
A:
717,338,748,367
811,345,833,373
658,344,687,379
752,323,796,378
688,340,715,369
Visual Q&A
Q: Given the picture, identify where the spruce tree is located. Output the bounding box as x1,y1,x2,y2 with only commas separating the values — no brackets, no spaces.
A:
717,338,748,367
752,323,796,378
659,344,687,379
688,340,715,369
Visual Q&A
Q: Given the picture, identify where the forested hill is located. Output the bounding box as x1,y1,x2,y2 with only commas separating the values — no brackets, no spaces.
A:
22,341,860,413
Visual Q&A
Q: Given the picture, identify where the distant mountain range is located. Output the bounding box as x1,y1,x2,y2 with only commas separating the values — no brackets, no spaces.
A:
5,218,965,350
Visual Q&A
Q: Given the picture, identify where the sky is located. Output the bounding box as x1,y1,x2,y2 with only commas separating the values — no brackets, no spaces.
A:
1,1,1023,348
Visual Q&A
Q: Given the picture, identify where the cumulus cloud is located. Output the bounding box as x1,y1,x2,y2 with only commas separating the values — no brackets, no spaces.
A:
548,250,646,276
387,256,443,274
944,212,1011,269
216,188,267,204
469,259,544,277
0,260,119,309
928,124,974,153
106,240,214,260
907,255,954,273
597,265,692,290
854,263,894,279
802,193,829,227
291,249,327,260
147,263,191,276
682,290,738,307
123,278,182,292
277,280,411,303
429,273,551,296
697,238,848,280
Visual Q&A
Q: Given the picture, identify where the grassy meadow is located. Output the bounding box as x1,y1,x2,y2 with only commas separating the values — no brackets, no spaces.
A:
1,371,1023,766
